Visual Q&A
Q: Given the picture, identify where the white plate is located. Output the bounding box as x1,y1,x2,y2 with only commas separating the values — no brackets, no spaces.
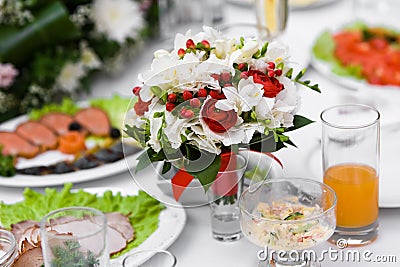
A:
305,129,400,208
0,115,142,188
2,186,186,266
311,54,400,93
289,0,340,10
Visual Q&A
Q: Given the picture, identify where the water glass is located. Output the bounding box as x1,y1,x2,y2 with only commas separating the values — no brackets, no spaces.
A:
122,250,177,267
0,229,18,267
321,104,380,246
40,207,109,266
207,154,247,242
254,0,289,40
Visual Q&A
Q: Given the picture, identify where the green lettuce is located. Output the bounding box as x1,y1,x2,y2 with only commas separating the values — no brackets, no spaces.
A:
0,183,165,258
29,98,80,120
90,95,136,129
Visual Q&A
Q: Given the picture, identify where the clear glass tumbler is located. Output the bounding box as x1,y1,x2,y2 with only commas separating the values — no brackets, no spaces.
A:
0,229,18,267
321,104,380,246
40,207,109,266
122,250,177,267
207,154,247,242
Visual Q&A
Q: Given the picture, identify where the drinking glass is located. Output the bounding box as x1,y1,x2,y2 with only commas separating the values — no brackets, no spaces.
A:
321,104,380,246
207,154,247,242
239,178,337,267
254,0,289,40
40,207,109,266
0,229,17,267
122,250,177,267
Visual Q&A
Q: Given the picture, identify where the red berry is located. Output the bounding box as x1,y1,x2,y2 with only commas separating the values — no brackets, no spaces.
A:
201,40,210,49
167,93,177,103
189,98,201,108
211,73,220,81
209,90,220,99
223,83,233,87
237,63,246,71
132,86,141,96
197,88,207,97
178,48,185,58
220,72,231,82
267,62,276,69
183,90,193,101
268,70,275,77
274,69,283,76
184,109,194,119
180,108,187,117
166,102,175,112
186,39,196,50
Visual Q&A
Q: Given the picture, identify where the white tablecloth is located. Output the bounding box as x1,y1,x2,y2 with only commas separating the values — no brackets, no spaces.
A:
1,1,400,266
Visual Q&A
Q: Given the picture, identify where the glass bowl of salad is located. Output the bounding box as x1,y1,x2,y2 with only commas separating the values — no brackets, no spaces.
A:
239,178,337,267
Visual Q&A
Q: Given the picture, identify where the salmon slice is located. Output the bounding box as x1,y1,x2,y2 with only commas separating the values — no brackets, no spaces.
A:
16,121,58,150
0,132,40,158
39,113,74,135
74,107,111,136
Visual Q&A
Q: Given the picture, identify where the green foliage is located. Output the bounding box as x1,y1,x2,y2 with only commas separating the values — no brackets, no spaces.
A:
0,147,16,177
51,241,100,267
29,98,81,120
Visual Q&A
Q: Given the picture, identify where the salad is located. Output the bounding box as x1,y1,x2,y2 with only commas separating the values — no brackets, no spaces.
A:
242,197,334,250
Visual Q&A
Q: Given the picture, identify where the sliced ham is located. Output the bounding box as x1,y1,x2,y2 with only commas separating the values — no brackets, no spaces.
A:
106,212,135,242
39,113,74,135
11,220,39,242
0,132,39,158
74,107,111,136
15,121,58,150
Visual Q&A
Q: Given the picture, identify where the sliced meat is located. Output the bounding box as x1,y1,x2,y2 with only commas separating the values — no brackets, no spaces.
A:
106,212,135,242
16,225,41,254
12,246,43,267
51,218,127,255
74,107,111,136
11,220,39,242
39,113,74,135
0,132,39,158
15,121,58,150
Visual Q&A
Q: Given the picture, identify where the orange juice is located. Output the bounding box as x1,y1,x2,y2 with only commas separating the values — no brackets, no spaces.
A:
324,164,378,228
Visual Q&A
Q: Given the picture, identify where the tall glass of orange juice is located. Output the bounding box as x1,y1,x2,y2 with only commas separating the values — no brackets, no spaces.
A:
321,104,379,247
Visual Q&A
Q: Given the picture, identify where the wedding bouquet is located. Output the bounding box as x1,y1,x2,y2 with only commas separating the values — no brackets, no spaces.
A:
125,27,320,200
0,0,158,122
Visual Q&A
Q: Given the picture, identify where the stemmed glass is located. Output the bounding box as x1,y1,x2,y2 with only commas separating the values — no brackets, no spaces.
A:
239,178,337,267
254,0,289,40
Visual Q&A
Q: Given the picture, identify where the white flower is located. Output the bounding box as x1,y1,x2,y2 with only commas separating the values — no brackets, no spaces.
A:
216,77,263,114
242,40,259,58
81,46,101,69
56,62,85,92
154,49,170,59
164,112,188,150
255,96,274,120
92,0,143,43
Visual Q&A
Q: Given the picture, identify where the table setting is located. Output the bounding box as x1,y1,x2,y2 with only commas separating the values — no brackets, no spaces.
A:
1,0,400,266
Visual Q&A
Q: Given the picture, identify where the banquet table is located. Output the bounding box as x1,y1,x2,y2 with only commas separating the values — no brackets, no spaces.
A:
1,0,400,266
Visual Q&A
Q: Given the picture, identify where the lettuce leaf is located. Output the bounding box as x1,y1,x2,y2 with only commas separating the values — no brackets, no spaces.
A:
90,95,136,129
0,183,165,258
29,98,81,120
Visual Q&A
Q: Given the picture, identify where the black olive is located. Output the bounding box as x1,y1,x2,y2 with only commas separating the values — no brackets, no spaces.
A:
69,121,82,131
110,128,121,139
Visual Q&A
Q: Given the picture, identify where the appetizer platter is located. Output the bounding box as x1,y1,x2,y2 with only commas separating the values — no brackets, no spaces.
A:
0,96,142,187
311,22,400,91
0,184,186,266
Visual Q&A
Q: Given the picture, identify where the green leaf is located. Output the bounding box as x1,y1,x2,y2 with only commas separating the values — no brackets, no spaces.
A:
0,147,16,177
260,41,269,56
162,161,172,174
188,155,221,192
294,68,307,81
286,68,293,79
287,115,314,132
312,31,336,62
135,148,165,173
